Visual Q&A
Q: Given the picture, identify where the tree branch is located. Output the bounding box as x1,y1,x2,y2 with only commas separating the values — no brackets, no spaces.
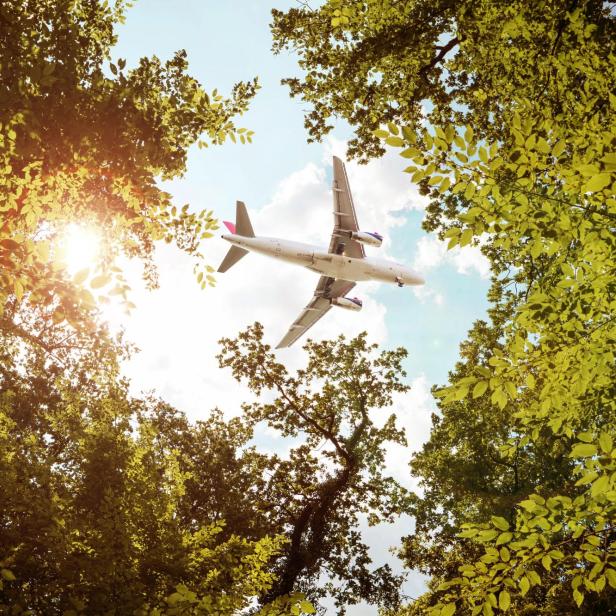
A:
419,36,460,81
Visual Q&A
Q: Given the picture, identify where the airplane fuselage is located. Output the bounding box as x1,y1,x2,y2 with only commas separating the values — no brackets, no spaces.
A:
222,234,424,286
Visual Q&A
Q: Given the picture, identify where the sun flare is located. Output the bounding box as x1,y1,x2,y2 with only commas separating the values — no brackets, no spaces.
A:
60,224,102,275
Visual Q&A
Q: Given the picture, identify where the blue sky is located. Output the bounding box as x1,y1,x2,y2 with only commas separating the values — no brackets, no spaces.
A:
110,2,491,613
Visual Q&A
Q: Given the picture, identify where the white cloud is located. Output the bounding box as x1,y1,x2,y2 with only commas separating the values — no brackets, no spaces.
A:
413,285,445,306
412,234,491,279
380,375,436,492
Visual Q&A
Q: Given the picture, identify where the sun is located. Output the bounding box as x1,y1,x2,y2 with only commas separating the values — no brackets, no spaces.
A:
60,224,102,276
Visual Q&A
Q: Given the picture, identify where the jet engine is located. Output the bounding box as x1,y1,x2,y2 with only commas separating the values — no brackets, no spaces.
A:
351,231,383,247
331,296,363,311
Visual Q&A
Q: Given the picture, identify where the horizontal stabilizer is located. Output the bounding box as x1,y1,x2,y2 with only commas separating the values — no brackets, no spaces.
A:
217,245,248,273
223,221,236,233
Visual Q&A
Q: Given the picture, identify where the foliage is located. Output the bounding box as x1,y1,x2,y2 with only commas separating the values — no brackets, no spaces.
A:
272,0,615,613
0,0,257,340
385,316,615,615
218,323,411,613
0,317,301,615
0,317,414,615
376,69,615,616
272,0,613,161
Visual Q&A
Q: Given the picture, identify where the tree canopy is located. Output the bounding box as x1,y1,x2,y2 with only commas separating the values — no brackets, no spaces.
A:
2,0,615,614
218,324,410,612
272,0,616,613
0,318,414,614
0,318,292,615
1,0,257,343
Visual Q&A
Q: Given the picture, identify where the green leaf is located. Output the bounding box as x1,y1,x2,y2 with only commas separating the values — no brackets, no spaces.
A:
519,576,530,596
599,432,613,454
478,529,499,541
495,531,513,545
575,471,598,486
299,600,316,614
573,589,584,607
552,140,566,157
498,590,511,611
0,569,15,582
401,126,416,142
373,129,389,139
583,174,611,192
385,136,404,147
460,228,473,247
570,443,597,458
590,474,609,498
473,381,488,398
491,388,507,410
600,153,616,165
606,568,616,589
439,177,451,193
491,516,509,531
441,603,456,616
400,147,421,159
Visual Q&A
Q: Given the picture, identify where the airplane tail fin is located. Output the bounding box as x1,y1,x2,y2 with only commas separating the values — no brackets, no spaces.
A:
217,201,254,273
234,200,254,237
217,245,248,273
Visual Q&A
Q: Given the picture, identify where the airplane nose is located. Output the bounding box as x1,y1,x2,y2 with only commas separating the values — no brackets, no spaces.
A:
407,270,425,285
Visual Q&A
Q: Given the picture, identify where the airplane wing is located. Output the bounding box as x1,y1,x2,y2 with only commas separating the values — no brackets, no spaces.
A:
276,276,356,348
328,156,365,259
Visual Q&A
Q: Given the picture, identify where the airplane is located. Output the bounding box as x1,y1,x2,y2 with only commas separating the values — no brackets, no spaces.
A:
217,156,425,348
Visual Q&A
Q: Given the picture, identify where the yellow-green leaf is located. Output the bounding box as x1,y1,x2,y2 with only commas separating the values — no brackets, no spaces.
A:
491,516,509,531
552,140,566,158
473,381,488,398
441,603,456,616
583,174,612,192
1,569,15,582
498,590,511,611
570,443,597,458
90,274,111,289
495,531,513,545
599,432,613,454
385,136,405,147
73,268,89,285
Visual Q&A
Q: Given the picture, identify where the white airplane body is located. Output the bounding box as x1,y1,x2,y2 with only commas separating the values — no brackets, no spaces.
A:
223,235,421,286
218,156,425,348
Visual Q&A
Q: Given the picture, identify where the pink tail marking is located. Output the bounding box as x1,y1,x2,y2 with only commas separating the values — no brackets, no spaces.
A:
223,221,236,234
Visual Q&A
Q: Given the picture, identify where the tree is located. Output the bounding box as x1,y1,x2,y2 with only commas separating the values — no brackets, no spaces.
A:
387,316,615,615
217,324,411,613
271,0,613,161
0,318,416,615
0,314,312,615
0,0,257,342
272,1,615,613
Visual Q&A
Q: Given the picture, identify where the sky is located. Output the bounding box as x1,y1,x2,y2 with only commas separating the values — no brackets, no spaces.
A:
104,1,492,613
